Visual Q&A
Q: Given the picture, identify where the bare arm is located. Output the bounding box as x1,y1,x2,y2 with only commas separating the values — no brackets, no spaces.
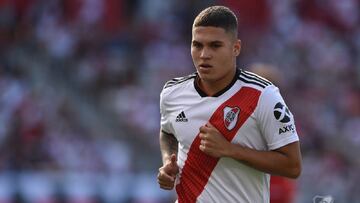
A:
158,128,179,190
159,128,178,164
199,123,302,179
227,141,302,178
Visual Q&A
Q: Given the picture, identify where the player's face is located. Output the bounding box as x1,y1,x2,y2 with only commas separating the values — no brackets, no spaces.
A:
191,26,241,84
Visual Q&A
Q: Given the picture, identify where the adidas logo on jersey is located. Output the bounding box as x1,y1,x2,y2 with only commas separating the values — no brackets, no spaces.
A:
176,111,188,122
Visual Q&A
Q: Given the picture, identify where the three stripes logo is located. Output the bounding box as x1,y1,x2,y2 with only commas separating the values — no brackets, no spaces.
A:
176,111,188,122
238,70,272,88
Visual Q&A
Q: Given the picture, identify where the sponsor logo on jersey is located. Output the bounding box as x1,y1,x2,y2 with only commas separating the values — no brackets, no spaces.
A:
223,106,240,130
176,111,188,122
273,102,291,123
279,124,295,134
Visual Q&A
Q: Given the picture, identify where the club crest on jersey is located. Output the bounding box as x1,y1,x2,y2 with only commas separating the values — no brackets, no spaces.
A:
223,106,240,131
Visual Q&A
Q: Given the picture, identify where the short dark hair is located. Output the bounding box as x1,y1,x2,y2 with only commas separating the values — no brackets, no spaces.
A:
193,6,238,37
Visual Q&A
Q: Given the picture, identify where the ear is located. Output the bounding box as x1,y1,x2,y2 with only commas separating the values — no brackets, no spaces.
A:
233,39,241,57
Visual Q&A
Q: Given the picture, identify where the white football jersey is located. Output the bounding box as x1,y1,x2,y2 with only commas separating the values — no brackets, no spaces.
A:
160,69,299,203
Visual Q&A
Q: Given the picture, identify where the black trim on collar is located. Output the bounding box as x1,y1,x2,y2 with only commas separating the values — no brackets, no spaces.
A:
194,69,240,97
194,77,208,97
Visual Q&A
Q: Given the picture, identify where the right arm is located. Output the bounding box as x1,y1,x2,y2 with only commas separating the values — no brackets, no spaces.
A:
157,128,179,190
158,87,179,190
159,129,178,164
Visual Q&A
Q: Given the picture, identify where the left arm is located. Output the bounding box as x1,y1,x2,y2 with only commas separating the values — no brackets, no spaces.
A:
228,141,301,178
199,124,302,179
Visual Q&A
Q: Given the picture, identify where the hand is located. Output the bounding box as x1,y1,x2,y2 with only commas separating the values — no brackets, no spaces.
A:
157,154,179,190
199,122,232,158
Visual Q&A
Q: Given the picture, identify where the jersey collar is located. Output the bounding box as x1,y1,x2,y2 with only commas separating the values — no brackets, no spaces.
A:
194,68,240,97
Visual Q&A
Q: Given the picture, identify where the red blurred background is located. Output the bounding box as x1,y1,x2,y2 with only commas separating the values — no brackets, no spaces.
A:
0,0,359,202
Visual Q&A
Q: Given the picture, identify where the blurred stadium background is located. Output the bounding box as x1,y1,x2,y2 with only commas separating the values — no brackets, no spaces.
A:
0,0,360,202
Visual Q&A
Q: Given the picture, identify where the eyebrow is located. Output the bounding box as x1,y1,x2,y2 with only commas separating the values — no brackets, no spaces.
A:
192,40,224,45
192,40,201,45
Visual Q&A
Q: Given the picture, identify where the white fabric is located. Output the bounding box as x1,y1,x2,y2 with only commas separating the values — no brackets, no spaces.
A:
160,72,299,203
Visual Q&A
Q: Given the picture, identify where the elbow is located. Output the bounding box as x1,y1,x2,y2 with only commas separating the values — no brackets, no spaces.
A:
288,162,302,179
288,167,301,179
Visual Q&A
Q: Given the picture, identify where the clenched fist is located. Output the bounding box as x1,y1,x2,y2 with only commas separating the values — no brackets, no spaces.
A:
199,123,233,158
157,154,179,190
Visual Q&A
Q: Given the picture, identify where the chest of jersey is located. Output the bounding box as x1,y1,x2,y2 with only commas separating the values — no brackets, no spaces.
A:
169,85,268,152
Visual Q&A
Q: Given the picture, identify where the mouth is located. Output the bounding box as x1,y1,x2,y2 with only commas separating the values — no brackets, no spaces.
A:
199,63,213,69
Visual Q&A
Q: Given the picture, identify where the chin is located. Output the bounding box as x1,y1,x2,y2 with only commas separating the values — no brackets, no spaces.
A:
198,74,216,82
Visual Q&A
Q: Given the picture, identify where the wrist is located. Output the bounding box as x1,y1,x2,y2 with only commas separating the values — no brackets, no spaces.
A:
162,153,177,165
162,154,171,164
225,143,244,161
223,142,234,157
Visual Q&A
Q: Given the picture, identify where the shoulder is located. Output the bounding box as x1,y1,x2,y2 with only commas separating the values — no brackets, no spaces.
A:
236,69,283,109
237,69,273,90
253,80,286,116
160,72,196,103
163,73,197,89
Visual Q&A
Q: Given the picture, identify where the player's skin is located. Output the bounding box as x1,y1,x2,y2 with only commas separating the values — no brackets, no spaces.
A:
158,131,179,190
157,26,302,190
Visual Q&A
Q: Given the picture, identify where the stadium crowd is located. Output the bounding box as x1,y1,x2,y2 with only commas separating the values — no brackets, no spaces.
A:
0,0,359,202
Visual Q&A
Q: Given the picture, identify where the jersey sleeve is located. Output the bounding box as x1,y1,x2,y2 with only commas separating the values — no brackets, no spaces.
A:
160,88,175,135
255,86,299,150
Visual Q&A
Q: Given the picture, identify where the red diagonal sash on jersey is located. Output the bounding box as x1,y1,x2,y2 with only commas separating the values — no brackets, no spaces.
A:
176,87,261,203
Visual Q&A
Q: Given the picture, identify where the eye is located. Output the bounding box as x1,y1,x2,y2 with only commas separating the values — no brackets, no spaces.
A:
192,42,202,49
211,43,222,48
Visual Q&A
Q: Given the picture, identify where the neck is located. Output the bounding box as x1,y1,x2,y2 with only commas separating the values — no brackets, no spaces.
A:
197,68,236,96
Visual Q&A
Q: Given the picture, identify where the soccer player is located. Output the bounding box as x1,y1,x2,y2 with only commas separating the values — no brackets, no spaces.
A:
157,6,302,203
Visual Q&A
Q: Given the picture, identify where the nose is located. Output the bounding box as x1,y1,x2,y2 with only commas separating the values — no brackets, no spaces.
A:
200,47,211,59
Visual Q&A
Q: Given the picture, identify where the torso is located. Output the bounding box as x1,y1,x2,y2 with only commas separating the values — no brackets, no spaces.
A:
160,69,298,203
